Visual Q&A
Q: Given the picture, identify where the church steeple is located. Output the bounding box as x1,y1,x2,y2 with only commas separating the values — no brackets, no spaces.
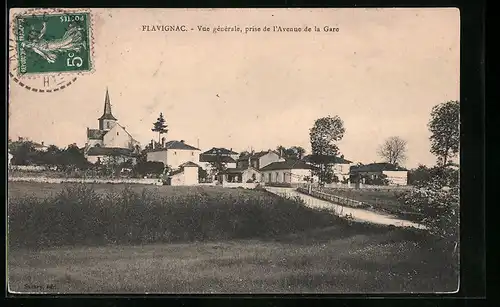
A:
98,87,117,131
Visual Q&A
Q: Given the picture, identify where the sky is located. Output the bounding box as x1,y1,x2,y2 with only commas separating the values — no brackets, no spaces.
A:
8,8,460,168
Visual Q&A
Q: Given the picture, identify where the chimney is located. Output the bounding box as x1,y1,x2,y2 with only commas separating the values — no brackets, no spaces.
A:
41,141,44,146
180,140,185,143
161,137,165,148
151,139,155,149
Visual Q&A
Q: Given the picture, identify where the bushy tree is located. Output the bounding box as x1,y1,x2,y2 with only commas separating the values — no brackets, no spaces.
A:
133,161,165,178
309,116,345,183
377,136,407,166
398,166,459,241
428,101,460,166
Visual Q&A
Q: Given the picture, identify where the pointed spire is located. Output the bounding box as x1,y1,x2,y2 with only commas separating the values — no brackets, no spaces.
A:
98,87,117,121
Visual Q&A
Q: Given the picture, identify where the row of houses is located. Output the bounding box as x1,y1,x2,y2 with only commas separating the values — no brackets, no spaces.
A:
9,88,408,186
142,140,408,186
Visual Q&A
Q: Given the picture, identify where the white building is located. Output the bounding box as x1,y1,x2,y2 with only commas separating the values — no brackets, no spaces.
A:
84,88,140,164
169,161,200,186
260,160,314,184
147,140,201,170
350,163,408,186
236,150,285,170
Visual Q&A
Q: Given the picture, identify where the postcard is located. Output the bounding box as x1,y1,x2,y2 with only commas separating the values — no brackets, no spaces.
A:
8,8,460,294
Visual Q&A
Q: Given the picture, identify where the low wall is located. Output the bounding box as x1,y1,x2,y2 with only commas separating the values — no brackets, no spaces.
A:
301,183,413,191
8,177,164,185
9,165,48,172
222,182,259,189
296,187,369,209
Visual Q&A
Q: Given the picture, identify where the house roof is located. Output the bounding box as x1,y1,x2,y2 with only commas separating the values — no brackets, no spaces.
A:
202,147,238,155
86,147,138,157
150,140,200,152
260,160,314,171
237,150,278,161
302,154,352,164
87,124,139,144
350,163,408,173
199,154,236,163
87,128,107,140
180,161,200,168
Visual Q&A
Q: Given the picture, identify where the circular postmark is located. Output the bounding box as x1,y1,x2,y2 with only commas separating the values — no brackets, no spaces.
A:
9,37,78,93
9,8,94,93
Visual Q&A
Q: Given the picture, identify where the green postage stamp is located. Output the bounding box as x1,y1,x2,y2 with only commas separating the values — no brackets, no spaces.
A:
14,10,93,75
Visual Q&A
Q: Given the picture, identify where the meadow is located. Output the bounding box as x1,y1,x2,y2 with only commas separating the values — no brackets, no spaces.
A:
7,182,458,293
318,187,422,220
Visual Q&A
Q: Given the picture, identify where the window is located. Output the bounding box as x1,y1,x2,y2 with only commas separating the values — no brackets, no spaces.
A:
174,151,177,155
107,122,111,129
191,152,194,156
117,132,119,136
275,172,279,182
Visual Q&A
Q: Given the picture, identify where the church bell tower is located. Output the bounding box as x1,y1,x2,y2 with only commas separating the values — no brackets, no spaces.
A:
98,87,117,131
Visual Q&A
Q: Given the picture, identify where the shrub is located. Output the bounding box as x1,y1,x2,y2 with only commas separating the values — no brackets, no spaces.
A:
398,166,459,242
8,184,339,248
364,174,390,186
133,161,165,177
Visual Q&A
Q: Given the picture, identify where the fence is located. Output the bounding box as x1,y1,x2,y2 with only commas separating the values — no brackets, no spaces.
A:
8,177,164,185
298,182,413,192
296,187,369,209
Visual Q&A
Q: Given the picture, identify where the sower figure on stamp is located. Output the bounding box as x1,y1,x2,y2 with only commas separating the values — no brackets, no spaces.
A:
23,22,86,64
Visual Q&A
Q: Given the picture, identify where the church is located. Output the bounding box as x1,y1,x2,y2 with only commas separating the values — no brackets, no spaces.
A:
84,88,141,164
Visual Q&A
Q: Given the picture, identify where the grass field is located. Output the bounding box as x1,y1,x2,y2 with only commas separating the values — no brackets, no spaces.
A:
8,181,215,199
319,188,421,218
7,182,458,293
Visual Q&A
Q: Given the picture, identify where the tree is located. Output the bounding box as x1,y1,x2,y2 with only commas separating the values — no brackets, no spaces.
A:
278,146,307,160
209,149,229,179
60,144,91,171
10,142,35,165
428,101,460,166
239,151,250,158
276,145,287,157
309,116,346,183
291,146,306,160
377,136,408,166
151,113,168,144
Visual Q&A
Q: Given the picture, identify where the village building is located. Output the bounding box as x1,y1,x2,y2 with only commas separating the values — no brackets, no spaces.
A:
260,160,314,184
146,139,201,170
220,167,261,183
200,147,239,161
84,88,140,164
349,162,408,186
199,147,239,181
236,150,285,170
168,161,200,186
302,154,353,182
